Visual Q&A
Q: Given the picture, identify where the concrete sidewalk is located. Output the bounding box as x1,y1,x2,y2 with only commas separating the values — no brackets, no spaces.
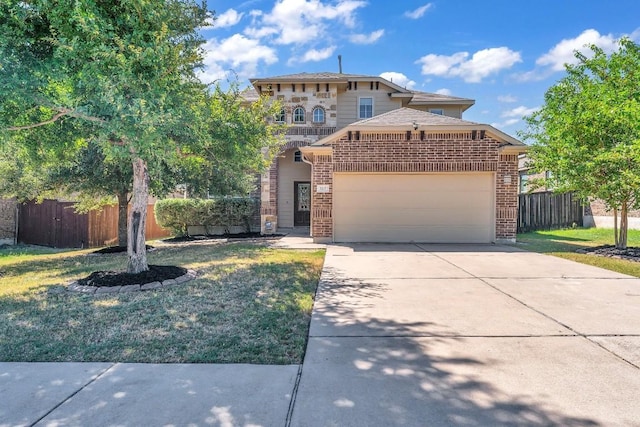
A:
1,363,299,426
290,243,640,426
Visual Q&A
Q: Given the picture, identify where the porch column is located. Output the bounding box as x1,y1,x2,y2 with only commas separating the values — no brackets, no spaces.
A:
260,160,278,234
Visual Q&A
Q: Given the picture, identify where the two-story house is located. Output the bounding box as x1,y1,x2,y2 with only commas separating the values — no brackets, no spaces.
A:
247,72,526,243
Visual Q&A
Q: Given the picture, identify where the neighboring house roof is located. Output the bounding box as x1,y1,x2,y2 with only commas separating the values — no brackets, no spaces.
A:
310,107,526,151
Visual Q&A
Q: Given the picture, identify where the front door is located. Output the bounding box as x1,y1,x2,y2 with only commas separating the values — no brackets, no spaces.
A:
294,181,311,226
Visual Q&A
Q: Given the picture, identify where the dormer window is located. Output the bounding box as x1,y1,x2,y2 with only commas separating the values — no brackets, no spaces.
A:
430,108,444,115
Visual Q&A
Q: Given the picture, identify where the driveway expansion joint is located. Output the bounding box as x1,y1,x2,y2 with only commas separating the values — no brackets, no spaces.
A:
284,364,304,427
31,363,115,427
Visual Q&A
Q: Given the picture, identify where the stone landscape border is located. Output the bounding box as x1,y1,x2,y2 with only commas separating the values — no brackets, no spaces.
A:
67,269,197,294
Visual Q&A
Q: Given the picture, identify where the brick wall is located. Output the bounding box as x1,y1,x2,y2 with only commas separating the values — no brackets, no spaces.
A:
0,198,17,245
496,154,519,240
310,154,333,238
308,131,520,241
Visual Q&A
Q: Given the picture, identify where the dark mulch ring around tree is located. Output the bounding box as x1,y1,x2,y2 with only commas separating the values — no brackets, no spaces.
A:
77,265,187,288
164,232,284,243
89,245,155,255
576,245,640,262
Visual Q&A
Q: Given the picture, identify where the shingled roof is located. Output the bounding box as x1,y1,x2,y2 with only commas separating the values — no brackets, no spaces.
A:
311,107,524,147
408,90,475,106
251,72,371,81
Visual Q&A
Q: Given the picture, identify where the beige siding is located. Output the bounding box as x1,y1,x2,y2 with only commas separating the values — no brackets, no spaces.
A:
277,149,311,227
333,173,495,243
337,87,403,129
406,105,463,118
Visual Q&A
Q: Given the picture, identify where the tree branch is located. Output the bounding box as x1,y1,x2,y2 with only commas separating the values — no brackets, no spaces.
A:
7,107,105,131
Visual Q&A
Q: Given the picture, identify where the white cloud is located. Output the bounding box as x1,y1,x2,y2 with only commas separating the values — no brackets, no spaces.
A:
491,105,539,128
497,94,517,103
404,3,433,19
379,72,416,89
416,47,521,83
434,88,452,96
492,118,520,128
211,9,244,28
247,0,367,45
289,46,337,65
200,34,278,83
515,28,640,82
349,29,385,45
536,29,618,71
501,105,538,118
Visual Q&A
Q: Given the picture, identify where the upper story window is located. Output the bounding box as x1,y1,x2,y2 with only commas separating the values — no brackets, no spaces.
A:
429,108,444,115
293,106,306,123
359,97,373,119
275,108,286,123
312,106,325,124
294,150,303,162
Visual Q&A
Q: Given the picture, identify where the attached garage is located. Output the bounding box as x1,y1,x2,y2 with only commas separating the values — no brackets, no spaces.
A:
300,108,526,244
333,173,495,243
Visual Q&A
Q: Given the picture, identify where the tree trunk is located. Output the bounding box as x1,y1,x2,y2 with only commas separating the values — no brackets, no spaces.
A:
613,207,619,248
127,157,149,273
619,201,628,250
117,191,128,248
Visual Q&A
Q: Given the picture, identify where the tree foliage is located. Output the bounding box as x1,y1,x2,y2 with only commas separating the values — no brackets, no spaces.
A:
0,1,284,271
522,38,640,249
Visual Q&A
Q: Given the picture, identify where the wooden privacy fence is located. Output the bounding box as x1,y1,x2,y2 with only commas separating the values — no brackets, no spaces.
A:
518,191,583,233
18,200,170,248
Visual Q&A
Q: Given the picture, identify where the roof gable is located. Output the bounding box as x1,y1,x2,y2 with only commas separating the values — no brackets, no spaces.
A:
311,107,525,148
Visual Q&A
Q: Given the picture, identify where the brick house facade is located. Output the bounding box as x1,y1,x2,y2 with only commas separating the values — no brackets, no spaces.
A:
301,108,523,243
247,72,525,243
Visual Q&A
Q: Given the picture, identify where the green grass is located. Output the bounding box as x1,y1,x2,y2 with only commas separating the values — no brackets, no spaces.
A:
0,241,325,363
517,228,640,277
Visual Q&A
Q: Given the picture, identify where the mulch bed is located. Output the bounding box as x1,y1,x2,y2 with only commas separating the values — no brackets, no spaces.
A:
164,232,284,243
77,265,187,288
576,245,640,262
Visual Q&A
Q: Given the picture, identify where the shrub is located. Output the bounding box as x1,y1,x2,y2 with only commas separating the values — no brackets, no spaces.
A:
155,197,258,236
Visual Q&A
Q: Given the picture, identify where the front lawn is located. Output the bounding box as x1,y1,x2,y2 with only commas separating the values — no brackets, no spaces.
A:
517,228,640,277
0,242,325,363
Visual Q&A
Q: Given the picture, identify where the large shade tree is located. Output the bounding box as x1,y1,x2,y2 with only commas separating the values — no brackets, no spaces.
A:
0,0,287,273
522,38,640,249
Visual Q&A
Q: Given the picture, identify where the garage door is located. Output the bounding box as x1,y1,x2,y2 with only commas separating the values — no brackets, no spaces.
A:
333,173,494,243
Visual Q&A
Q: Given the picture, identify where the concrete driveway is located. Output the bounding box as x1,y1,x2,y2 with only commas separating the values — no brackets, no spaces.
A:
290,243,640,426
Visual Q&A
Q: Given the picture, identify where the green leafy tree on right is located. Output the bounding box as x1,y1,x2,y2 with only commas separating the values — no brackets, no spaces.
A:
521,38,640,249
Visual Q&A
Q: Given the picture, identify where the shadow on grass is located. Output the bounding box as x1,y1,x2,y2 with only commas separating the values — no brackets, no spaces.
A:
524,232,592,242
0,242,325,364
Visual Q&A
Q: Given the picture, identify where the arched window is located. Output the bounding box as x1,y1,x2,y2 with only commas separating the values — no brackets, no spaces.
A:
275,108,286,123
293,106,305,123
312,106,325,123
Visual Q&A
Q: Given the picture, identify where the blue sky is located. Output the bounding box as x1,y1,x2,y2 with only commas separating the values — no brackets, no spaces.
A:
200,0,640,138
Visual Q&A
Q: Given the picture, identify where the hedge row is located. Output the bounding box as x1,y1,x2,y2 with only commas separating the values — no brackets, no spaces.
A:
155,197,259,236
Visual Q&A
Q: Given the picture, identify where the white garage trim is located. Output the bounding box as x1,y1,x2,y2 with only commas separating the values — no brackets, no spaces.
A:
333,173,495,243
